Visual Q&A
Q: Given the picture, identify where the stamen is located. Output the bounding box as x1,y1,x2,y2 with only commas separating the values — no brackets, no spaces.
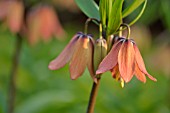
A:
120,78,125,88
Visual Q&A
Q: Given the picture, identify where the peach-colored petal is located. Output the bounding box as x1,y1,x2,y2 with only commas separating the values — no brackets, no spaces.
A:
39,6,56,41
135,63,146,83
118,40,135,83
69,36,89,79
7,1,24,33
96,40,123,74
134,43,157,81
87,37,97,83
0,1,9,19
27,7,42,45
48,34,79,70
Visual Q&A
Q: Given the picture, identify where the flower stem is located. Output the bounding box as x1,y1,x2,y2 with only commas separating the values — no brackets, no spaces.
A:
84,18,100,34
86,78,101,113
120,23,131,39
8,34,22,113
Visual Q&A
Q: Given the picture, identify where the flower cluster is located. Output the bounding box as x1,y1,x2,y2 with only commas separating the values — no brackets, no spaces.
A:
49,21,157,87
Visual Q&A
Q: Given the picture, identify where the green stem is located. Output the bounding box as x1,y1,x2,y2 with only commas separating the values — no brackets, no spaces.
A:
86,78,101,113
8,34,22,113
120,23,131,39
84,18,100,34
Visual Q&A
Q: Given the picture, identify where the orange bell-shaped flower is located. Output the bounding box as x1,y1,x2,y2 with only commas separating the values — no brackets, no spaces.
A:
27,5,65,45
49,32,97,82
0,0,24,33
97,37,157,83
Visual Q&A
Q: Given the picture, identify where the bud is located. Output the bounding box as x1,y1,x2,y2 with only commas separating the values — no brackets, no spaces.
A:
93,38,107,77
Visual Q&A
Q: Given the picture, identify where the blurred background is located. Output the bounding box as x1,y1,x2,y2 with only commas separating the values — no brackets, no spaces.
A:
0,0,170,113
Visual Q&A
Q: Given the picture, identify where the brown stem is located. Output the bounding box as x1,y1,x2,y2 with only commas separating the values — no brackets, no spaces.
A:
8,34,22,113
86,78,101,113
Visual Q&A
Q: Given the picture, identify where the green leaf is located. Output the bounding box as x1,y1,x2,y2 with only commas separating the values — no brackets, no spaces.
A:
129,0,147,26
74,0,100,20
107,0,124,35
122,0,145,18
99,0,113,29
99,0,106,27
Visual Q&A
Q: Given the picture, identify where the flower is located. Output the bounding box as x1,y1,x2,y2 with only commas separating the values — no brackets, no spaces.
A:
96,37,157,83
26,5,65,45
48,32,97,82
0,0,24,33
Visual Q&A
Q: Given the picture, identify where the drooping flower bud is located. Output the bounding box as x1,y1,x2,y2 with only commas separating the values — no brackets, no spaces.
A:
27,5,65,45
96,37,157,86
0,0,24,33
49,32,97,82
93,38,107,77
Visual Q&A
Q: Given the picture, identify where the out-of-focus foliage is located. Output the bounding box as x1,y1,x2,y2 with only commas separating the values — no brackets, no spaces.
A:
126,0,170,33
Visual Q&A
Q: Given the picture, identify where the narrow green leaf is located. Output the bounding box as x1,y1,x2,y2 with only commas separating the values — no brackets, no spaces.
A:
122,0,145,18
129,0,147,26
99,0,107,27
107,0,124,35
99,0,114,28
74,0,100,20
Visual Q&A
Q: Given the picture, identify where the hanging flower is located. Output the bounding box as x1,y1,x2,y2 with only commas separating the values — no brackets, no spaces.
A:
96,37,157,83
0,0,24,33
26,5,65,45
48,32,97,82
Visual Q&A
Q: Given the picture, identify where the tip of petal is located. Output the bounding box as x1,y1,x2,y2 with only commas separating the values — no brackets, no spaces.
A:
145,73,157,82
151,77,157,82
96,70,103,75
123,78,132,83
48,62,57,70
70,76,76,80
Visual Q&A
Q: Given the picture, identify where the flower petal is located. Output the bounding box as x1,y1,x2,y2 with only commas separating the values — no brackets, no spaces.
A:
69,36,89,80
87,37,97,83
48,34,79,70
7,1,24,33
134,43,157,81
118,40,135,83
96,40,122,74
135,62,146,83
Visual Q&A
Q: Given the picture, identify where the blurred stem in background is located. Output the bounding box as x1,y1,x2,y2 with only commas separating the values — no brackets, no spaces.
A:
87,78,101,113
8,34,23,113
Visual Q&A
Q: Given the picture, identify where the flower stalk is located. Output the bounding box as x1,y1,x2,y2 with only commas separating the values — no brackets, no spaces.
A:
86,78,101,113
8,34,22,113
84,18,100,35
120,23,131,39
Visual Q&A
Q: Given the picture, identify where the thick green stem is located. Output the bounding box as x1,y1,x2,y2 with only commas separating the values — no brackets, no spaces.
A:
86,78,101,113
8,34,22,113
